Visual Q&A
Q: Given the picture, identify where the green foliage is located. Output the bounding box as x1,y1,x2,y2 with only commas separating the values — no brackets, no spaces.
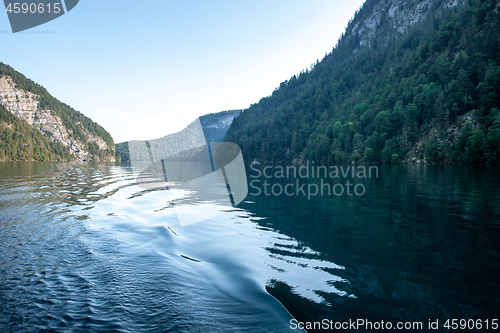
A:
115,142,128,162
0,103,74,161
225,0,500,164
481,108,500,163
0,63,115,161
363,148,376,162
425,138,442,164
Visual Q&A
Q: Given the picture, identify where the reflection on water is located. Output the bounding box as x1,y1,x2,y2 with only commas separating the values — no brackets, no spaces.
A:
0,162,499,332
248,165,500,330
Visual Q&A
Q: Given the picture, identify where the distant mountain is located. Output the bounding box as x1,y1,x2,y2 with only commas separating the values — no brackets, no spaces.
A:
0,63,116,161
115,110,240,162
225,0,500,164
199,110,241,143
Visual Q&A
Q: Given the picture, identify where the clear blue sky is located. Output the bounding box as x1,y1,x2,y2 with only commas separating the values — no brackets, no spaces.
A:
1,0,365,143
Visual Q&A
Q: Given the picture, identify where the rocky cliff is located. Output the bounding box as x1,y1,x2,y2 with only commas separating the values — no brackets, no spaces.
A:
0,63,115,161
346,0,460,48
199,110,241,143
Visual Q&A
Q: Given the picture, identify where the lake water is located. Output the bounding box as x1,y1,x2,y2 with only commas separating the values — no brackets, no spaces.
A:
0,162,499,332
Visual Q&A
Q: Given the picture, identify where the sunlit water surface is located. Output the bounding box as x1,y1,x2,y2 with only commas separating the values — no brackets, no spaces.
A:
0,162,499,332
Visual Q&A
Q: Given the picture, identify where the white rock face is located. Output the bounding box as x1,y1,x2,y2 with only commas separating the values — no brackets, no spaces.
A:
349,0,460,47
0,75,111,161
204,113,239,129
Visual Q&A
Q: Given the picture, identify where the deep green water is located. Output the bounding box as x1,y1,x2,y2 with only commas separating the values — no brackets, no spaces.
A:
0,162,499,332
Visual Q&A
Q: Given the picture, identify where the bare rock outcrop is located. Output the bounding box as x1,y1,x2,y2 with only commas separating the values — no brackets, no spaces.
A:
0,75,112,161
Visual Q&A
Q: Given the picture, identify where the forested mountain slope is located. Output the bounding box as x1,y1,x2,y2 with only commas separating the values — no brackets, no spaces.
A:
0,103,74,161
225,0,500,164
0,63,116,161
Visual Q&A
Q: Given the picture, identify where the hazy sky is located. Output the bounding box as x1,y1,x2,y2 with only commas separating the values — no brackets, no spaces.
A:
1,0,365,143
